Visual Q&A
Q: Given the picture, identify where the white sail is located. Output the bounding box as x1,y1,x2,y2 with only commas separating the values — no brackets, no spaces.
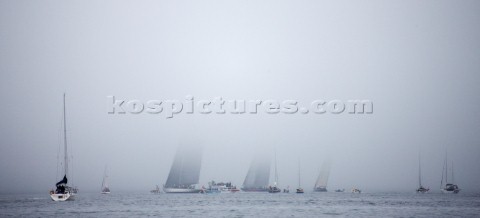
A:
242,155,270,190
101,166,110,193
165,146,202,188
314,161,331,191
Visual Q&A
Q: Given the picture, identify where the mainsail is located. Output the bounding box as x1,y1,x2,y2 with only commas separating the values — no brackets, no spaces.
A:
165,146,202,188
243,155,270,189
314,161,331,191
101,166,110,193
56,175,68,187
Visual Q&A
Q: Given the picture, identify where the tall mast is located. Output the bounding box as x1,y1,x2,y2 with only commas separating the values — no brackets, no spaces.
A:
63,93,68,177
298,158,301,187
274,147,278,186
418,152,422,187
451,162,454,184
445,150,448,184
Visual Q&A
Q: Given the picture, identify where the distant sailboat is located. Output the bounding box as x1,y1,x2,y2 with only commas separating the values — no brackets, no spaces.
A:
268,148,281,193
150,185,161,194
296,159,304,194
241,155,270,192
50,94,76,201
314,161,331,192
101,166,111,194
351,188,361,193
163,146,203,193
440,150,460,194
416,152,429,193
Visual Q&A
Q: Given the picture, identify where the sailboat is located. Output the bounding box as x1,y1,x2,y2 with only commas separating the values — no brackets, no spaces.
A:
314,161,331,192
163,146,203,193
150,185,161,194
296,159,304,194
50,94,76,201
441,151,460,194
268,148,281,193
241,155,270,192
416,152,429,193
101,166,111,194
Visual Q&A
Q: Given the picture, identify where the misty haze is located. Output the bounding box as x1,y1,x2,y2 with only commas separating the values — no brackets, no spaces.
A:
1,0,479,217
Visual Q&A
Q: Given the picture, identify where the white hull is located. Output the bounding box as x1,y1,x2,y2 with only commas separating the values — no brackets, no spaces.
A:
441,189,460,194
163,187,202,193
101,191,111,194
50,193,74,201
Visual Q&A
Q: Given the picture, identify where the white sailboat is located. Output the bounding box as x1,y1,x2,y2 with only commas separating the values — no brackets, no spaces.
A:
50,94,76,201
296,159,304,194
416,152,429,193
241,154,270,192
441,151,460,194
101,166,111,194
268,148,281,193
163,146,203,193
314,161,331,192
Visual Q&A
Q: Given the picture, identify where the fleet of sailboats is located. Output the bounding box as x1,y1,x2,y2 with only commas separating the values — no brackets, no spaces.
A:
47,97,463,196
50,94,76,202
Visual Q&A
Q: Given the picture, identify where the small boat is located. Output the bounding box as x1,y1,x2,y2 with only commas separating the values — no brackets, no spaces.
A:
220,182,240,193
205,181,240,193
296,159,304,194
440,150,460,194
335,189,345,192
50,94,76,202
283,187,290,193
150,185,161,194
416,151,429,193
351,188,361,193
101,166,110,194
268,185,281,193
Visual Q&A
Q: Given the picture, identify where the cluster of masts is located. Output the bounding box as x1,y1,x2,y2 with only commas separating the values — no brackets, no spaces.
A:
49,94,460,202
417,151,460,194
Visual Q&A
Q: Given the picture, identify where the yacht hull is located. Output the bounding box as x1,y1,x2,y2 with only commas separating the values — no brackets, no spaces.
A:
50,193,74,201
163,187,202,193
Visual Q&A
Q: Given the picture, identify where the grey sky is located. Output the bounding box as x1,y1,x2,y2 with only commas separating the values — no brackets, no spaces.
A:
1,0,479,194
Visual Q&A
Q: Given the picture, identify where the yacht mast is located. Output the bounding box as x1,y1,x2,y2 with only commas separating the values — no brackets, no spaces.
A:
418,152,422,187
63,93,68,177
298,159,301,187
274,147,278,186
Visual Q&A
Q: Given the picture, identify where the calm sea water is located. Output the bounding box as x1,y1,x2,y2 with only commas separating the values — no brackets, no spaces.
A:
1,192,479,217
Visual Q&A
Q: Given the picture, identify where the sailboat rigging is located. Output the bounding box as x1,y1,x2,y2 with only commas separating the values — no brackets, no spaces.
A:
440,150,460,194
268,147,281,193
50,94,76,201
296,159,304,194
416,151,429,193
